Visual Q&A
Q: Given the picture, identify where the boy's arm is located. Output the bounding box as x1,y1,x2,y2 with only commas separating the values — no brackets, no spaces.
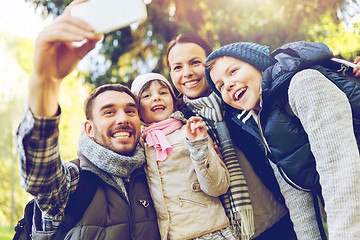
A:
288,69,360,239
268,161,321,239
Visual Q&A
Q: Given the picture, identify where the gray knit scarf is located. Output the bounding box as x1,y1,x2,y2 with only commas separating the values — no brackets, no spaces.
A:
78,131,145,201
184,93,254,240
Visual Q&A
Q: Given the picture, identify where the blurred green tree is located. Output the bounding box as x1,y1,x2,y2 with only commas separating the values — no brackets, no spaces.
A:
0,33,90,228
26,0,360,88
0,35,33,227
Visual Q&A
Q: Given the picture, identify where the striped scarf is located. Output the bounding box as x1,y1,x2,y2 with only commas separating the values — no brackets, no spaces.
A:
183,93,254,240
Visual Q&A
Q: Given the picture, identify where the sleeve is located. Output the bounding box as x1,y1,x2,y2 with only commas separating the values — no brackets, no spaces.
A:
186,135,230,197
16,105,80,217
288,69,360,239
269,161,321,240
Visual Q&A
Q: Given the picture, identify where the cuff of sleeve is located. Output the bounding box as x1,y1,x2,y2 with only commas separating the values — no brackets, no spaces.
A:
186,135,209,162
25,104,61,140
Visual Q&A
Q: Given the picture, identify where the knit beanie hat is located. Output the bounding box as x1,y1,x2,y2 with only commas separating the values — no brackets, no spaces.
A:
131,72,175,97
205,42,273,97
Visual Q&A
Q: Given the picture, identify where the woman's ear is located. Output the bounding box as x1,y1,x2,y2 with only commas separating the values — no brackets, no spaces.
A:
84,120,95,138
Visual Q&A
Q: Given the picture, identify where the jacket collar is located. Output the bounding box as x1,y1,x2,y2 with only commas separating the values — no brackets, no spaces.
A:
261,41,334,101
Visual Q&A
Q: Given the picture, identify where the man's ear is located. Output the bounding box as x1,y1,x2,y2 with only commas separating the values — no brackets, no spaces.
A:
84,120,95,138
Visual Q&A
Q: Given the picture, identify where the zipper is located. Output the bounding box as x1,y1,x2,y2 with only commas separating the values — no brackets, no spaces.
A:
178,196,207,208
258,92,311,192
256,92,271,158
139,199,150,217
277,166,312,192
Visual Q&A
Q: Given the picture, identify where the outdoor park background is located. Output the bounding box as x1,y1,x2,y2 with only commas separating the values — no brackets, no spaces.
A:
0,0,359,238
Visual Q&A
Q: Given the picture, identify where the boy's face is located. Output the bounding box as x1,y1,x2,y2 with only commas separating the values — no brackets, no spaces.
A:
139,81,175,124
210,56,263,112
84,90,141,155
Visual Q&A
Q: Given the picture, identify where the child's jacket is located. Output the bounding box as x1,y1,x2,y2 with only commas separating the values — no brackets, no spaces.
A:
143,125,230,240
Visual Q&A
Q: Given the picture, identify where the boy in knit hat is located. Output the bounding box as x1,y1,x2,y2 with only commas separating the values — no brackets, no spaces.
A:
204,41,360,240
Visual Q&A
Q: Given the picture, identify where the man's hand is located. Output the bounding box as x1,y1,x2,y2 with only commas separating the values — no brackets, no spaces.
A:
353,56,360,77
186,116,207,141
29,0,103,117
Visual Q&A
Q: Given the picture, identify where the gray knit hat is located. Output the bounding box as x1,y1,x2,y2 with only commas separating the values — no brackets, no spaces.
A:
205,42,273,97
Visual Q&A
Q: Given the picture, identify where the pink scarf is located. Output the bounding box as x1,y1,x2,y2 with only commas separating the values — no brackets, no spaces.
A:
142,118,183,161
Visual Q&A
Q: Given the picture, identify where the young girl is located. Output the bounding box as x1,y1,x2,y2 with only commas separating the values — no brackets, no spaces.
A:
131,72,236,240
204,41,360,239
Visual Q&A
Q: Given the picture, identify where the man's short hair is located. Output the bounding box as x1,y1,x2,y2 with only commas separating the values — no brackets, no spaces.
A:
84,84,139,120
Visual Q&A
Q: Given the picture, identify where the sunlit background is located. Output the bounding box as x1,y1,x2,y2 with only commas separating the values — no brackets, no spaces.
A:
0,0,359,238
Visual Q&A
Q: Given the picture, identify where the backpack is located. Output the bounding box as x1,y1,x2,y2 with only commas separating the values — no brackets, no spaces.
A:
322,57,360,85
13,160,100,240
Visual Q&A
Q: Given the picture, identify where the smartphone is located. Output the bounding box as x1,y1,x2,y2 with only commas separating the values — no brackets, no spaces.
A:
70,0,147,34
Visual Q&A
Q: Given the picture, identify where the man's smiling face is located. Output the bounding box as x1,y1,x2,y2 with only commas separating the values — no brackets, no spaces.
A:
85,90,141,155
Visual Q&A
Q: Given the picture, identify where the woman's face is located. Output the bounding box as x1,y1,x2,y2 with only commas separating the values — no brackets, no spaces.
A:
209,56,263,112
168,43,212,99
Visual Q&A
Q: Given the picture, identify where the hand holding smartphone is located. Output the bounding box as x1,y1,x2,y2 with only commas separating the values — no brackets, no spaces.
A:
71,0,147,34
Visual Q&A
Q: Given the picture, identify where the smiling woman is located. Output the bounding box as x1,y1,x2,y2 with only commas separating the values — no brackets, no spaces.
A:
165,33,298,240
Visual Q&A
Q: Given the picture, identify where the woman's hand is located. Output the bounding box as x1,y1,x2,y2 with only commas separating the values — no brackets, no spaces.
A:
353,56,360,77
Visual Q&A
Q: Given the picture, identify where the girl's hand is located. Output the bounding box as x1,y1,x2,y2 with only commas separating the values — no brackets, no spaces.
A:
186,116,207,141
353,56,360,77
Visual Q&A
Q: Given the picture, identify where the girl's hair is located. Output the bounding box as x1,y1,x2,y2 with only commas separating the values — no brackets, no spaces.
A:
138,80,177,103
166,34,212,69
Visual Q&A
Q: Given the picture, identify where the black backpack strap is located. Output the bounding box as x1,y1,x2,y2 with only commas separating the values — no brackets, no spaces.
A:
312,192,328,240
51,161,101,240
13,199,35,240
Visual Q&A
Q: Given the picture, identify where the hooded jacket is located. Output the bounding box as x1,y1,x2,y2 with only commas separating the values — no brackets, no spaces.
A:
227,41,360,191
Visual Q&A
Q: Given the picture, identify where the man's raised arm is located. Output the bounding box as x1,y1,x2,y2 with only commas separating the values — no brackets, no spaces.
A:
29,0,102,117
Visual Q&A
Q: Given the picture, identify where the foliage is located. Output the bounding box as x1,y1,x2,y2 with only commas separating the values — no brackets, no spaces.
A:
25,0,360,88
0,32,89,228
0,225,13,240
58,72,91,161
0,0,357,233
0,35,33,227
307,11,360,60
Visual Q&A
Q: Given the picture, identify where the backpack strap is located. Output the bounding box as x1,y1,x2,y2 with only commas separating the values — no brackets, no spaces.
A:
13,199,35,240
312,192,328,240
50,159,101,240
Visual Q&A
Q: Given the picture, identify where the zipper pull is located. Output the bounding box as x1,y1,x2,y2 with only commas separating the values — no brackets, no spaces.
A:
139,199,149,208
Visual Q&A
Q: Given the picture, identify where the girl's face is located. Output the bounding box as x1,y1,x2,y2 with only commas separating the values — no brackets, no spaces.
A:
139,81,175,124
168,43,212,99
209,56,263,112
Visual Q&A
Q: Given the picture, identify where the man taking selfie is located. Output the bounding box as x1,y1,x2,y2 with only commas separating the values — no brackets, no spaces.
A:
16,0,160,239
